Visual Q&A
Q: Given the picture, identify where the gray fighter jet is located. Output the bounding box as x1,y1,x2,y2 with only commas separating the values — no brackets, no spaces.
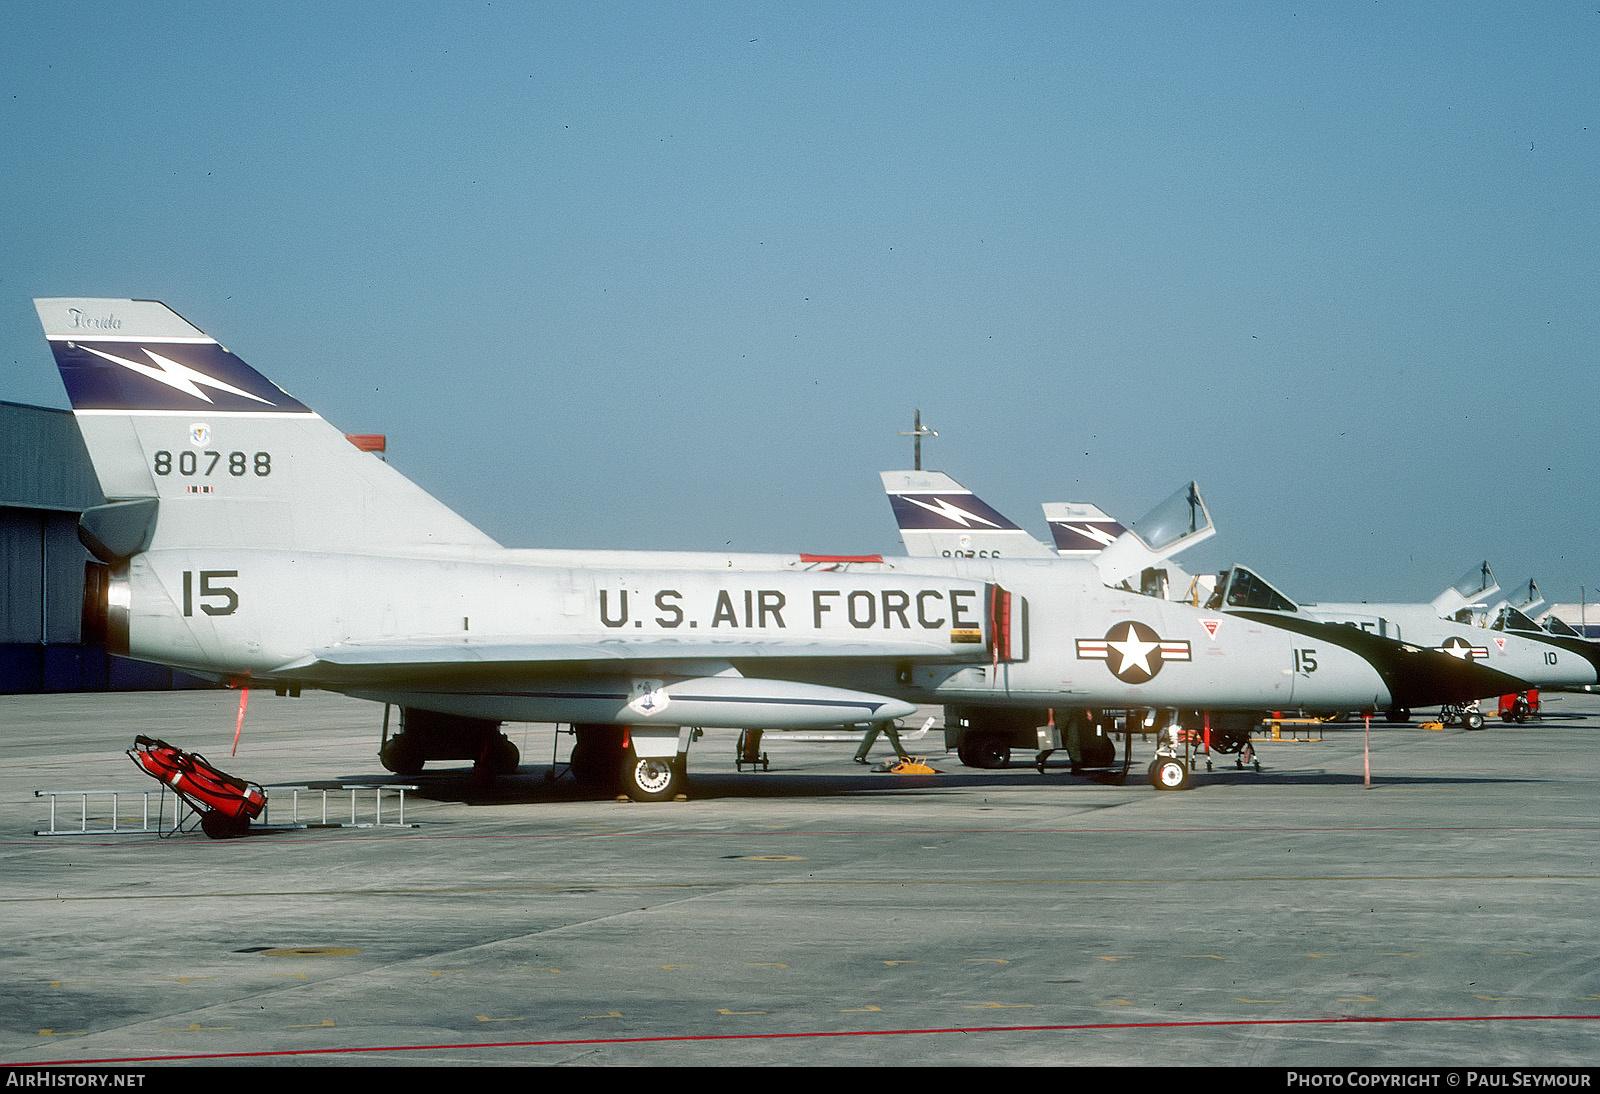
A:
40,299,1528,797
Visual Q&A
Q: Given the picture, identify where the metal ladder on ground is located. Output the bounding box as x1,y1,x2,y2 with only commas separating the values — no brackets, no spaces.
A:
35,782,420,836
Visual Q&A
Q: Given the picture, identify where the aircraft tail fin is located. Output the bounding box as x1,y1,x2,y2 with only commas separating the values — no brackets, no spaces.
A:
1039,502,1127,556
879,471,1056,559
35,298,498,555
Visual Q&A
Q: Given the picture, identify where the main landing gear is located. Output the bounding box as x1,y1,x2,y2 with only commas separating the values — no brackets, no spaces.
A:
379,708,520,781
565,724,693,803
621,751,686,803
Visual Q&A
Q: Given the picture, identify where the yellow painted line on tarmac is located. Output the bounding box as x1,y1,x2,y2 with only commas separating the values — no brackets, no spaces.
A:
718,1008,766,1015
964,1002,1034,1009
841,1006,882,1013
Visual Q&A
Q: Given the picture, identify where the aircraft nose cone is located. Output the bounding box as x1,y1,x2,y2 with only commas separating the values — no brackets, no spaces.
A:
1380,645,1531,709
1233,610,1532,709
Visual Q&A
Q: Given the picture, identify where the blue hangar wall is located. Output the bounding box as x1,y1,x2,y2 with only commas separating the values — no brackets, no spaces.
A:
0,400,213,692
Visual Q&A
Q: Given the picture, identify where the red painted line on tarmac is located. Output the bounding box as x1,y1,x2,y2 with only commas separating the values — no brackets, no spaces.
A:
13,1013,1600,1066
8,824,1596,851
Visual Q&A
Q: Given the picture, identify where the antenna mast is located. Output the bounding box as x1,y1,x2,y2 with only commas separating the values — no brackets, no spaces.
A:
898,409,937,471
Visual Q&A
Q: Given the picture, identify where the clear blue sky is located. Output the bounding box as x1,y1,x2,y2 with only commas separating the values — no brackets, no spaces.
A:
3,2,1596,604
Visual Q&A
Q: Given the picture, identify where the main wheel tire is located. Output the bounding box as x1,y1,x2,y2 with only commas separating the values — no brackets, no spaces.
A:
1149,757,1190,791
621,752,684,803
1385,708,1411,724
380,736,425,776
1464,711,1486,731
957,734,1009,769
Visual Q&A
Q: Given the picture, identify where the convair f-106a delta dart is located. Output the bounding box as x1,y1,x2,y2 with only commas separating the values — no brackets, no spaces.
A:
37,299,1528,798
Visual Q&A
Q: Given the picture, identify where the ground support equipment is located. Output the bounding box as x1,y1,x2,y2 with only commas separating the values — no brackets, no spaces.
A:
735,729,769,771
37,781,419,837
128,735,266,839
37,777,419,838
1439,701,1487,730
1266,716,1325,742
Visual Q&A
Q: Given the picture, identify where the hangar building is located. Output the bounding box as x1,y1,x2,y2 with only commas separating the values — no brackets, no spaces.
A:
0,400,209,692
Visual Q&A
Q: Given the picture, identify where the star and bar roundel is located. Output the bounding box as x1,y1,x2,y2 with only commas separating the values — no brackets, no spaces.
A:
1435,635,1488,661
1076,621,1192,684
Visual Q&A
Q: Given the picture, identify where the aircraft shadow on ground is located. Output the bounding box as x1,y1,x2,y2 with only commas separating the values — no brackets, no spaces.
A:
332,762,1541,806
340,764,1126,805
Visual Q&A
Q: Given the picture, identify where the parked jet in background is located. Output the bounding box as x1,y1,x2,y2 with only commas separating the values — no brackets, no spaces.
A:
1039,501,1125,557
1307,562,1500,636
1298,562,1600,684
884,474,1597,728
879,467,1546,751
879,470,1057,559
1208,564,1600,719
882,471,1213,596
40,299,1530,801
1042,485,1216,603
